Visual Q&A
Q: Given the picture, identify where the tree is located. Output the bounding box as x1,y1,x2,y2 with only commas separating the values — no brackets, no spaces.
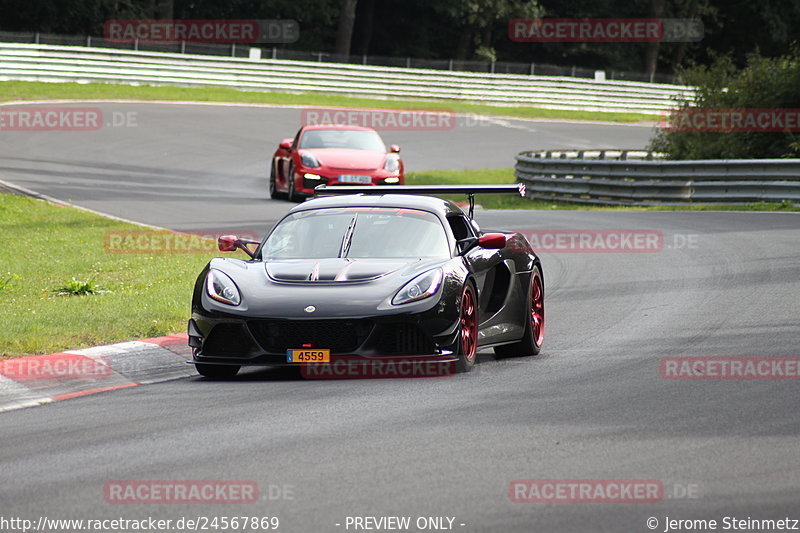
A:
354,0,375,55
151,0,174,19
334,0,359,57
643,0,665,78
431,0,543,61
649,53,800,159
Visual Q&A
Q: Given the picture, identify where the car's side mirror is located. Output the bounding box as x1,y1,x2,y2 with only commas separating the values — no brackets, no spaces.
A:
478,233,507,249
279,139,293,150
390,144,401,153
218,235,239,252
218,235,260,258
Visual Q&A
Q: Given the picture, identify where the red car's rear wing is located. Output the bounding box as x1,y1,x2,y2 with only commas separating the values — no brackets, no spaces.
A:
314,184,526,218
314,184,524,196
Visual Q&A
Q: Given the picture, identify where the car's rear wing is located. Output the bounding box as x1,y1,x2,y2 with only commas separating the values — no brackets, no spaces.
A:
314,184,526,218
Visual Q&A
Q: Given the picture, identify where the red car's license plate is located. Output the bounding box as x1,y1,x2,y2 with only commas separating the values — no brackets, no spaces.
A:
338,175,372,184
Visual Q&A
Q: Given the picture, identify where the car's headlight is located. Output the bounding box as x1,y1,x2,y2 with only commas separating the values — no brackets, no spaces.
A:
301,152,320,168
392,269,442,305
384,154,400,172
206,269,241,306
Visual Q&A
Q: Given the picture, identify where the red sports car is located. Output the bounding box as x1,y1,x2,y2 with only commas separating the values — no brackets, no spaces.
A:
269,125,405,201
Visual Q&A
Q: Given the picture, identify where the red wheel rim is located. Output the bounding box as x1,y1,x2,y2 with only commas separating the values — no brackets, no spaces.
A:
531,271,545,348
460,287,478,362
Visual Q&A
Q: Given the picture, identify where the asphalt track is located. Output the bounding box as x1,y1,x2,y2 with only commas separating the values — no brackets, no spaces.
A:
1,102,799,532
0,102,652,234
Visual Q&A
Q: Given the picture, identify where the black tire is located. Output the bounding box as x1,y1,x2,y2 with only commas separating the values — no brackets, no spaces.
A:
455,283,479,373
287,163,300,202
494,265,544,358
196,363,240,379
268,161,286,200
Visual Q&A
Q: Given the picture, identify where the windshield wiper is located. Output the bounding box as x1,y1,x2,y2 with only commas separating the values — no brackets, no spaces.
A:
339,214,358,258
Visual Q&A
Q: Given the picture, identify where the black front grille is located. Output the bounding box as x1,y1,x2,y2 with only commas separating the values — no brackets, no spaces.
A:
248,319,373,354
303,176,329,189
203,323,260,357
372,323,437,356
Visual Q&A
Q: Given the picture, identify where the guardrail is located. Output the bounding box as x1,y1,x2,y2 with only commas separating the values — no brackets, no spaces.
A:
0,42,694,114
515,150,800,205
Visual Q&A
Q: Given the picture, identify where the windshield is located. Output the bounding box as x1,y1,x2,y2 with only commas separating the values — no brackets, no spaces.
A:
262,208,450,260
298,129,386,151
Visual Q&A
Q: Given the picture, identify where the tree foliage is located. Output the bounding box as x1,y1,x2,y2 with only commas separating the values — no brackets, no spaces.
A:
649,53,800,159
0,0,798,76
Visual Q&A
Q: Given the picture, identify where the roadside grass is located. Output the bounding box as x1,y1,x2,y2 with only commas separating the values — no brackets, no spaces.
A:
0,194,252,358
406,169,800,211
53,277,109,296
0,81,658,123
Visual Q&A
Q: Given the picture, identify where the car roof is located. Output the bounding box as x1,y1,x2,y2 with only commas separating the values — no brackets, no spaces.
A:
301,124,377,133
287,194,467,218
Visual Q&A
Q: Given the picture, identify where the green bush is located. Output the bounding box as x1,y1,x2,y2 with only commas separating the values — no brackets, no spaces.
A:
649,53,800,159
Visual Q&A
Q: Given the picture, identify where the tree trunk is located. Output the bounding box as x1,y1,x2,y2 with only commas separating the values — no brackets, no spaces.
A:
157,0,174,20
149,0,173,19
671,0,701,73
334,0,359,57
454,30,472,61
356,0,375,55
643,0,666,77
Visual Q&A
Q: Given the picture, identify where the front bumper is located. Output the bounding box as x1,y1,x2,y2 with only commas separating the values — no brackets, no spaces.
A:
189,310,459,367
296,171,403,195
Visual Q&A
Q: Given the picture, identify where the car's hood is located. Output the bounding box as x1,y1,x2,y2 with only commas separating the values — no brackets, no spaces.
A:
302,148,385,170
266,258,413,283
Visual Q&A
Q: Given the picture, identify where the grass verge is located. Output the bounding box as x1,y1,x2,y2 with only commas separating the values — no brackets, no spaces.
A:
0,194,252,357
406,169,800,211
0,81,658,123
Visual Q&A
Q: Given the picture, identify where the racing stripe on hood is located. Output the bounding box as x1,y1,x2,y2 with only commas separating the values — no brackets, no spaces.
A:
334,260,358,282
266,259,414,283
309,261,320,281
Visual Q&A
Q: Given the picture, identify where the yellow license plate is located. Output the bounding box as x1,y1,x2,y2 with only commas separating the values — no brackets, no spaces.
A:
287,349,330,363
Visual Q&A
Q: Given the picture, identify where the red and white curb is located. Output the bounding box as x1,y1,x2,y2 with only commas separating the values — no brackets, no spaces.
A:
0,334,195,413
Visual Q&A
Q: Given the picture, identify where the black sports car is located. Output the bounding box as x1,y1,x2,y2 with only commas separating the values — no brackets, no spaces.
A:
188,185,544,378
